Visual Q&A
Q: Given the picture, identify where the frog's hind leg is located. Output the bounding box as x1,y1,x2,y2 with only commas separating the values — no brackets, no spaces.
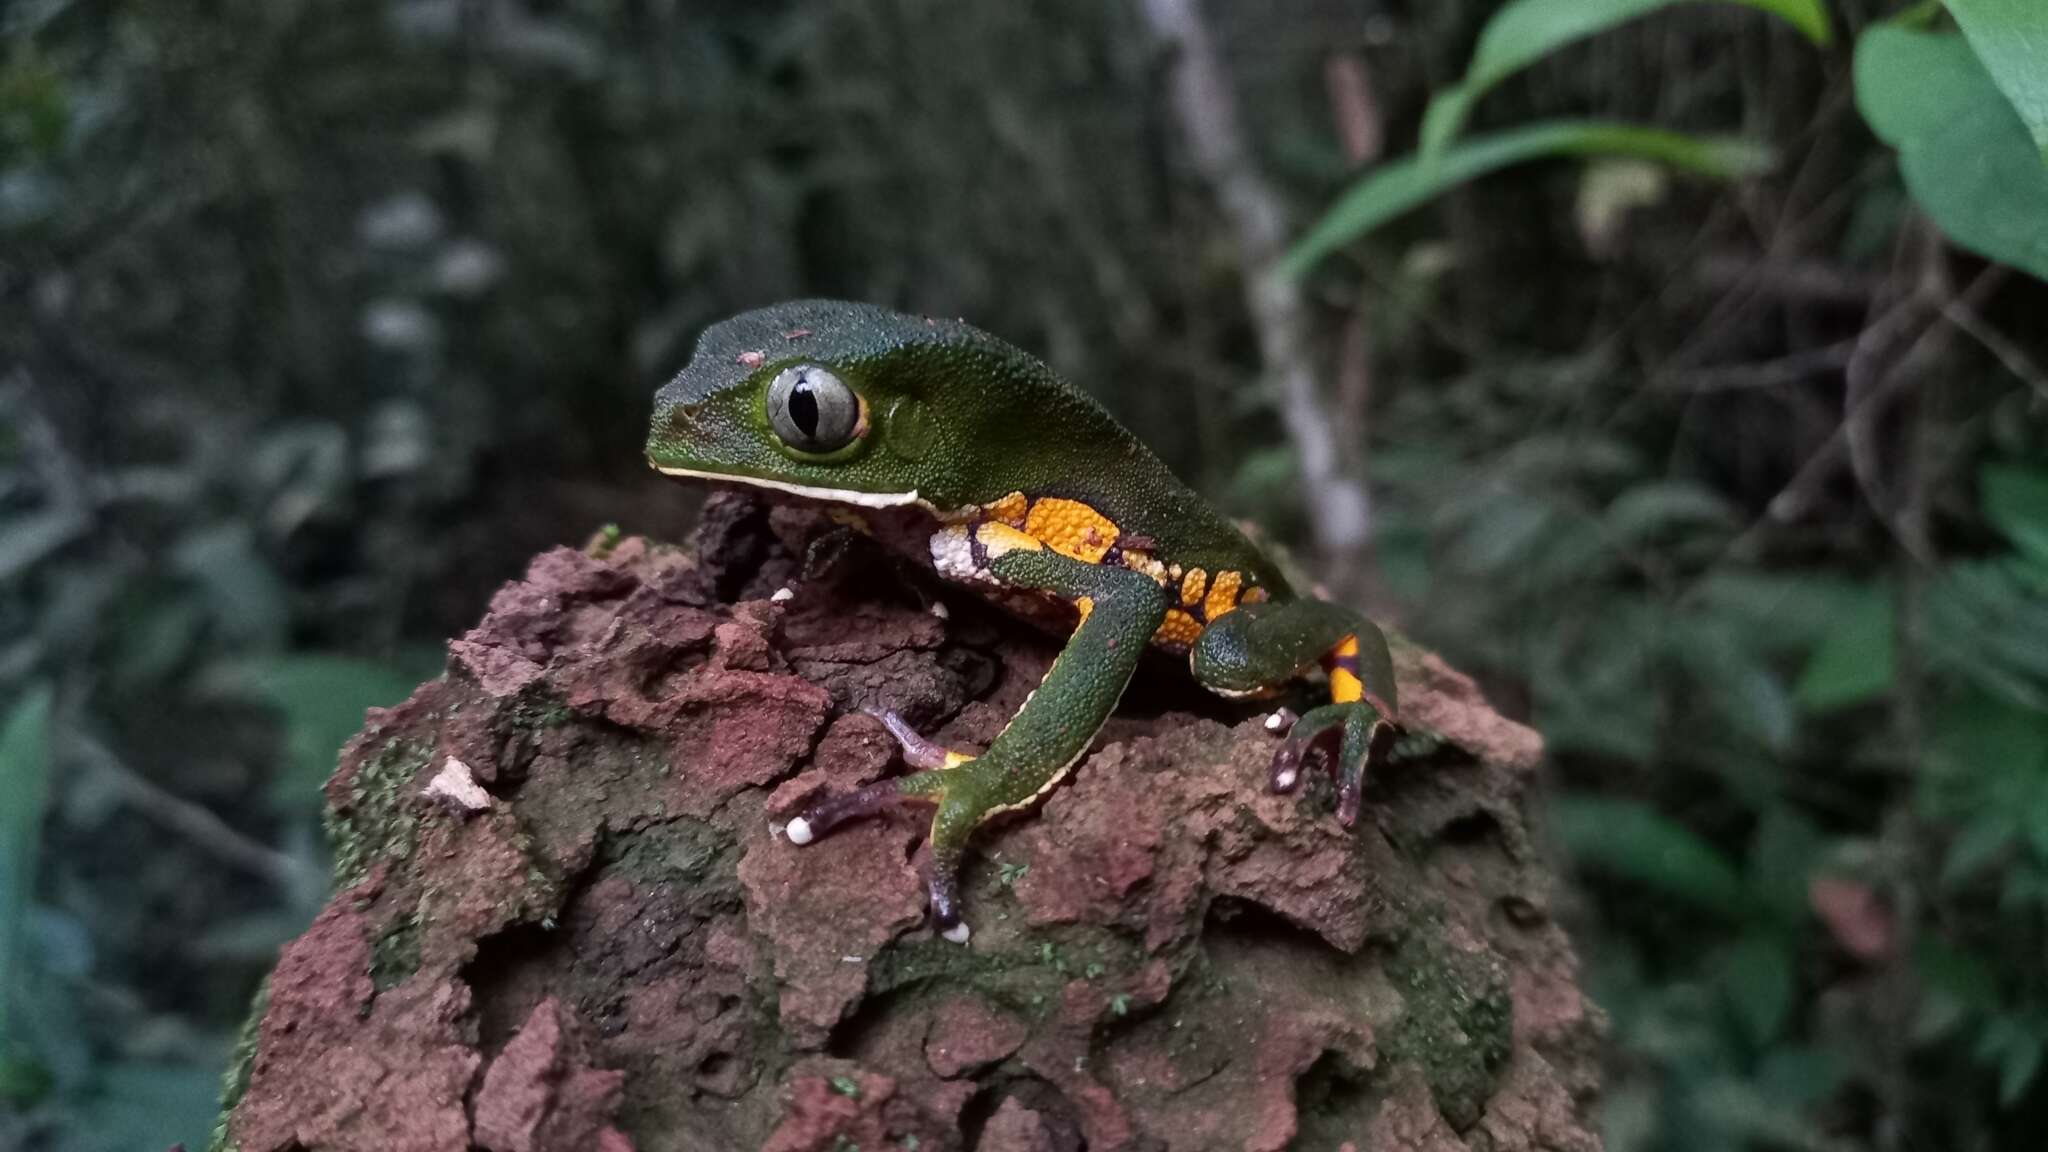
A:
780,526,1169,942
1192,600,1399,826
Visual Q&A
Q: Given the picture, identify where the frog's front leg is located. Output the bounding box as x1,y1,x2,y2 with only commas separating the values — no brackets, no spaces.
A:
782,523,1169,943
1191,600,1399,826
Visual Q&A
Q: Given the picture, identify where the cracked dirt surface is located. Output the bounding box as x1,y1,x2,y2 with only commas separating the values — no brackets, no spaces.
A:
213,491,1604,1152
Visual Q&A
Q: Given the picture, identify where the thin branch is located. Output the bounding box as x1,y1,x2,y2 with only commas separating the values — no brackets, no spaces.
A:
1650,339,1855,394
1139,0,1371,577
66,730,315,897
1942,299,2048,403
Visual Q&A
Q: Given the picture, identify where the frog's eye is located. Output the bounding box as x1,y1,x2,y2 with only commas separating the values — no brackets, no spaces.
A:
766,364,863,454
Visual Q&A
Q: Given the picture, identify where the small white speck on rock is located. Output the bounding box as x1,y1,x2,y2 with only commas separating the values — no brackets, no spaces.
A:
424,757,492,813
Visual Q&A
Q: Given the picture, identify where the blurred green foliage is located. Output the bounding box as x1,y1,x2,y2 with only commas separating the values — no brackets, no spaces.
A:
1,0,2045,1149
1340,3,2048,1148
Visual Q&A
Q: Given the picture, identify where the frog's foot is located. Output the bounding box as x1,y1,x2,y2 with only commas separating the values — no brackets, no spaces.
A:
1266,702,1392,827
781,710,977,843
861,706,977,771
780,780,914,846
778,760,984,944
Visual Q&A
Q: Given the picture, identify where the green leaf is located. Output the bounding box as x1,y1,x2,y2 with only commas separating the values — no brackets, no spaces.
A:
1675,617,1798,752
1795,583,1895,712
1944,0,2048,162
1755,1046,1847,1113
1284,120,1772,276
1942,812,2018,886
1721,932,1797,1046
1981,463,2048,569
224,653,428,810
0,684,54,1047
1550,795,1747,916
1928,559,2048,707
1855,27,2048,282
1603,481,1740,547
1747,806,1822,923
1420,0,1832,155
1926,689,2048,862
1998,1031,2045,1107
173,522,289,650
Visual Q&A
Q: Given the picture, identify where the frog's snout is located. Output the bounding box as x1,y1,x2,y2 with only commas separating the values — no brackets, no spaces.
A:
646,398,711,471
653,399,710,444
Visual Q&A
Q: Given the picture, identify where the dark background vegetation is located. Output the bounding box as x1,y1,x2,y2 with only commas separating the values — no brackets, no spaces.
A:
3,0,2046,1148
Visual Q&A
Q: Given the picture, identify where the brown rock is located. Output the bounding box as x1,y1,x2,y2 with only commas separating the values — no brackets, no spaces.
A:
978,1097,1058,1152
216,492,1603,1151
473,999,631,1152
924,996,1029,1078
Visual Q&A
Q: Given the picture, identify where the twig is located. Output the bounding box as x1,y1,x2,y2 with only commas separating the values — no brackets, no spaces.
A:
66,730,315,897
1942,298,2048,403
1139,0,1372,579
1323,53,1382,167
1650,339,1855,393
1691,254,1886,304
1842,253,1996,561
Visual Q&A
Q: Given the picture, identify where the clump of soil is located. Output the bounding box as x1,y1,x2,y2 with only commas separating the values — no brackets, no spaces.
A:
213,492,1603,1152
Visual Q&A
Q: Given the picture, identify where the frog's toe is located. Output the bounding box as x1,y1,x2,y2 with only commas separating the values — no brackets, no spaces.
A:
1268,710,1344,795
862,706,977,772
780,780,908,846
1334,712,1395,828
1269,741,1310,793
925,866,972,944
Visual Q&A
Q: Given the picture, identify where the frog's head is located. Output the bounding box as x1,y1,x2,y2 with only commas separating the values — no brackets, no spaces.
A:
648,299,1044,513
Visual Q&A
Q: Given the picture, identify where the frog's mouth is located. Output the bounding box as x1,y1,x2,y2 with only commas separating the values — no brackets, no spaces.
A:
652,464,926,511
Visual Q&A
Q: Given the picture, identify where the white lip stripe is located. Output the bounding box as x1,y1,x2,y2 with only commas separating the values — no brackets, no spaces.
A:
654,465,923,510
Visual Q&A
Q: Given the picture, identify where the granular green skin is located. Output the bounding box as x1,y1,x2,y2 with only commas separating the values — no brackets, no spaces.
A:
327,737,431,891
648,300,1286,591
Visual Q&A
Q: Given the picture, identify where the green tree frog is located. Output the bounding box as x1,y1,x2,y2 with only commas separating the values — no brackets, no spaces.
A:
648,300,1397,943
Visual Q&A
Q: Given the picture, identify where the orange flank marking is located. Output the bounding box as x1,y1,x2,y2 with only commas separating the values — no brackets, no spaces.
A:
1074,595,1095,625
1180,568,1208,607
1241,586,1270,605
975,522,1044,554
1327,634,1364,704
1203,570,1243,622
984,491,1030,527
1153,608,1204,650
1024,497,1120,564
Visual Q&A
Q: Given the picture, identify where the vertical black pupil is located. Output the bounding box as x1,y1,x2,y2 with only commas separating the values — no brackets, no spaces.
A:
788,379,821,439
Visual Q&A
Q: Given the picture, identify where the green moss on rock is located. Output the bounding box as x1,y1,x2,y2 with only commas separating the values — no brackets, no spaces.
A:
1382,923,1513,1130
327,738,431,890
206,975,270,1152
371,908,423,992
